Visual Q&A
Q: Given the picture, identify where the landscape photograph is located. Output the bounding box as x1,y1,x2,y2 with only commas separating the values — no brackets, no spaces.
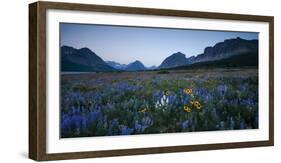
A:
60,23,259,138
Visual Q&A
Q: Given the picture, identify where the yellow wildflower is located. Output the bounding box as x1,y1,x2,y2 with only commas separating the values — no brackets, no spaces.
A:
183,105,192,112
184,88,192,94
139,108,147,113
191,101,201,110
164,90,170,96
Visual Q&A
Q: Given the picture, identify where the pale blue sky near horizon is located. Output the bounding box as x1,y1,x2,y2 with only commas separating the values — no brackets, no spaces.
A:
60,23,258,67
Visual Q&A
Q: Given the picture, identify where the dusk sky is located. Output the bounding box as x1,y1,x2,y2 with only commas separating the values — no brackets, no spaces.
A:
60,23,258,67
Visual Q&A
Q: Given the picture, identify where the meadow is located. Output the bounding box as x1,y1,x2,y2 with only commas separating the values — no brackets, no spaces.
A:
60,68,258,138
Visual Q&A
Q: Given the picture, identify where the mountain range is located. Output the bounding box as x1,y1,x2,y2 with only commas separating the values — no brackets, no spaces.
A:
158,52,195,69
61,46,115,72
106,60,154,71
125,60,147,71
61,37,258,72
158,37,258,69
106,61,127,70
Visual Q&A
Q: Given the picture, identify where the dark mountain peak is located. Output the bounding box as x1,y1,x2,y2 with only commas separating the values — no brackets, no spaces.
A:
194,37,258,63
224,37,242,42
159,37,258,69
159,52,188,69
78,47,93,54
61,46,77,55
131,60,142,64
125,60,146,71
170,52,186,58
61,46,115,72
204,46,213,54
128,60,145,66
61,45,75,51
61,45,74,49
62,46,97,56
232,36,257,42
223,37,258,45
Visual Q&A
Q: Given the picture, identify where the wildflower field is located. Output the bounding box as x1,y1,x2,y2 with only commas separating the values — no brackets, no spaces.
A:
60,68,258,138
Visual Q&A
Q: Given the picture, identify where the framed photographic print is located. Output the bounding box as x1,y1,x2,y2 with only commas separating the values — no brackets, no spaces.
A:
29,1,274,161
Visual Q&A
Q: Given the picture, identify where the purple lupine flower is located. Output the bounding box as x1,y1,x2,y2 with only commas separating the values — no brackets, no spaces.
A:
108,119,119,135
61,113,87,137
217,84,228,97
219,121,225,130
120,125,134,135
181,120,189,130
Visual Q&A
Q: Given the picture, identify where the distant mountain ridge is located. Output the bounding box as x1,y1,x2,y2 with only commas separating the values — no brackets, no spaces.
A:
168,52,258,70
192,37,258,63
125,60,147,71
158,37,258,69
158,52,194,69
107,60,157,71
106,61,127,70
61,46,115,72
